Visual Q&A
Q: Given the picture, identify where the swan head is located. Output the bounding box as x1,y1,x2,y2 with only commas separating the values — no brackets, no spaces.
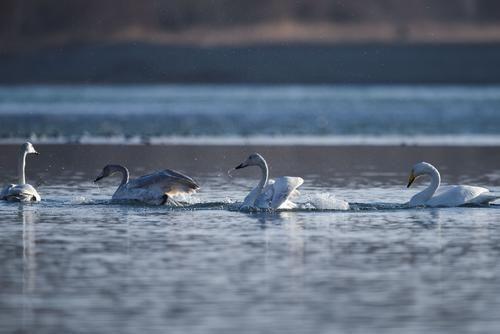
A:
21,142,39,155
234,153,266,170
407,162,437,187
94,165,116,182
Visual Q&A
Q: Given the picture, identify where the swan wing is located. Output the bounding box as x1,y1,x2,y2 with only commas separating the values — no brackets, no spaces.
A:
0,184,15,199
428,185,493,207
253,179,276,209
127,169,199,196
270,176,304,209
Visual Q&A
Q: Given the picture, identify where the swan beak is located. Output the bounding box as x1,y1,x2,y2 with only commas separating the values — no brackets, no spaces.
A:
34,151,40,155
407,172,416,188
94,175,104,183
235,163,247,170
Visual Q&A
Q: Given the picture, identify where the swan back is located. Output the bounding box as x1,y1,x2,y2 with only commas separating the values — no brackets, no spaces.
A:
427,185,493,207
1,184,40,202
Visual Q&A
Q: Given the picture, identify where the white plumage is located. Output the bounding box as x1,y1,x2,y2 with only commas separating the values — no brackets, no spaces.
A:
235,153,303,210
1,142,41,202
407,162,499,207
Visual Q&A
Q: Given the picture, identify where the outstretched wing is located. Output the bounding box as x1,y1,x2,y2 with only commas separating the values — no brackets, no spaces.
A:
270,176,304,209
127,169,200,196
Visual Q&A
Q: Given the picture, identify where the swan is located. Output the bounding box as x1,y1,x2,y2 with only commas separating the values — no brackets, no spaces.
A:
94,164,200,205
0,142,41,202
407,162,499,207
234,153,303,210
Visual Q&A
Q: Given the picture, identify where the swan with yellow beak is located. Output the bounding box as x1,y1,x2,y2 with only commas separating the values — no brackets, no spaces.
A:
406,162,499,207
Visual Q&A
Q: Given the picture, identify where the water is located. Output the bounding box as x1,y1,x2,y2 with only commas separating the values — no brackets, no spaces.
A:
0,85,500,144
1,144,500,333
1,85,500,332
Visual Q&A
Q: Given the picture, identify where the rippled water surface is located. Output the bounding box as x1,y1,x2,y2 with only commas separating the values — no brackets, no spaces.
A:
1,145,500,333
1,85,500,143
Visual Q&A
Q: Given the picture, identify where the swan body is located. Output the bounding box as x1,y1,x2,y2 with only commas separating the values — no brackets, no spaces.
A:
407,162,499,207
94,165,199,205
0,142,41,202
235,153,303,210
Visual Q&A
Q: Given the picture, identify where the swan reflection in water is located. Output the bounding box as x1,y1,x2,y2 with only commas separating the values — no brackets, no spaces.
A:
20,205,37,329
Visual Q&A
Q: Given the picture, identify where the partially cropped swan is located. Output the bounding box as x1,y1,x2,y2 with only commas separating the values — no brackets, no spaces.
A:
94,164,200,205
0,142,41,202
407,162,499,207
234,153,303,209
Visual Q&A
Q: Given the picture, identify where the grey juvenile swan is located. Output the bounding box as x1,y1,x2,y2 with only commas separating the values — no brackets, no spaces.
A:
94,164,200,205
1,142,41,202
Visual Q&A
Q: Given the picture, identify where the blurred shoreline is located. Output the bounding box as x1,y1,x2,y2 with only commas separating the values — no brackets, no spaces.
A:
2,42,500,84
5,22,500,52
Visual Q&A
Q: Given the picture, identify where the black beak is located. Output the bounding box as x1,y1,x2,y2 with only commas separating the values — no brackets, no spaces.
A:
34,151,40,155
235,163,246,170
94,176,103,183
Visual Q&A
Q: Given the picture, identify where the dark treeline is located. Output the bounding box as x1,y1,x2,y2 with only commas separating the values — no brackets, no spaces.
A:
1,0,500,40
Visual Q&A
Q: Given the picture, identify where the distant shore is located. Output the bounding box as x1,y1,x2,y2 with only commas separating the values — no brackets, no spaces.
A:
1,42,500,84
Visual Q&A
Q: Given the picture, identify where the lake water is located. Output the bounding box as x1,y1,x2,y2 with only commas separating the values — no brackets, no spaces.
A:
1,85,500,333
1,85,500,145
1,144,500,334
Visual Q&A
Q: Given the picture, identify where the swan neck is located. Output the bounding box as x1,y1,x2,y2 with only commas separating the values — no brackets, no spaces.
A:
18,150,27,185
117,166,130,186
413,167,441,204
257,160,269,194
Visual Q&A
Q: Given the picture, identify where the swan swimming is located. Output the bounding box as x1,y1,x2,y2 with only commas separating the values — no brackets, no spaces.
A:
94,164,200,205
0,142,41,202
234,153,303,210
407,161,499,207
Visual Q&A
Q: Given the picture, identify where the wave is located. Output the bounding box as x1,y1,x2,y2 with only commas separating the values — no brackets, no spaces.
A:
53,199,499,212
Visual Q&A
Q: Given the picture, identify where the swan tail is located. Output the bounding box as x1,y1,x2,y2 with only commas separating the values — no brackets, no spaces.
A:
470,193,500,205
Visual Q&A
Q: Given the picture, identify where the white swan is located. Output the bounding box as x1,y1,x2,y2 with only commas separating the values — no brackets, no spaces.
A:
407,162,499,207
234,153,303,210
0,142,41,202
94,164,200,205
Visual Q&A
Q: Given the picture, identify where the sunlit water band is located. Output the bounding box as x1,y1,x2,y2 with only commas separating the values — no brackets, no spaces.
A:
0,85,499,141
3,134,500,146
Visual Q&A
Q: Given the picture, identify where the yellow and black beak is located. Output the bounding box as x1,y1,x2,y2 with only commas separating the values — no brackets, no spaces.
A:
407,172,416,188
